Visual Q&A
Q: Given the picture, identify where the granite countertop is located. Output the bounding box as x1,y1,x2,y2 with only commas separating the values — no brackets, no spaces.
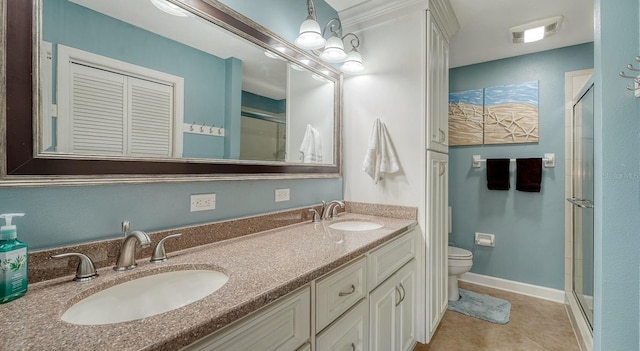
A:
0,212,416,351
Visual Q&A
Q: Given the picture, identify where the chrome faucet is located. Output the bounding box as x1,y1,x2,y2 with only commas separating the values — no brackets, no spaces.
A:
323,200,345,220
114,221,151,271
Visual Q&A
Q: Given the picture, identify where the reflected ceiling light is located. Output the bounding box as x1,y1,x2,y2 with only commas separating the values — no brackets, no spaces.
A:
509,15,564,44
289,63,306,71
294,0,365,74
150,0,191,17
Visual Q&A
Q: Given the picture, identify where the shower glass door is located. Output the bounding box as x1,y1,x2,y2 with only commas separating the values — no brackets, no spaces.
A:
569,83,594,330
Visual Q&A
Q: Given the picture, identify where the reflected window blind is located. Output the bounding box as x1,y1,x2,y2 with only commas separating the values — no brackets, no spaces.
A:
68,63,174,157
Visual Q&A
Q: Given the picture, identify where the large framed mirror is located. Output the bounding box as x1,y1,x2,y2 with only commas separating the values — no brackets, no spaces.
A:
1,0,342,183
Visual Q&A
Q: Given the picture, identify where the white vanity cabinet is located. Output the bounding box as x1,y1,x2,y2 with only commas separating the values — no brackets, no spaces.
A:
369,259,417,351
184,228,416,351
182,287,311,351
368,230,417,351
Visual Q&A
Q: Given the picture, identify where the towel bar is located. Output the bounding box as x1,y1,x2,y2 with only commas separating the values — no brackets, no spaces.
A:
472,154,555,168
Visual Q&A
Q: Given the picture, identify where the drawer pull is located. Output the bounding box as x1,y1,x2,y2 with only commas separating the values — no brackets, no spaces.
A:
338,284,356,296
399,282,406,303
395,286,402,306
351,342,357,351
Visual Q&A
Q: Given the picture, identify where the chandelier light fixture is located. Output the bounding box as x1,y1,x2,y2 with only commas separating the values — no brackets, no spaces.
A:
294,0,365,74
149,0,191,17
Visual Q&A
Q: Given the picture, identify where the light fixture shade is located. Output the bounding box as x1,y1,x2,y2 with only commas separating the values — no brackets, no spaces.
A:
295,16,326,50
320,34,347,63
340,49,364,74
150,0,190,17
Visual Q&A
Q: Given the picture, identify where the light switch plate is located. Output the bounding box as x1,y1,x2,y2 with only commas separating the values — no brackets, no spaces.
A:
190,194,216,212
275,188,290,202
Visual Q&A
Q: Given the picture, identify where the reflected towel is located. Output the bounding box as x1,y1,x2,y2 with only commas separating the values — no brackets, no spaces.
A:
299,124,322,163
362,118,400,183
516,158,542,192
486,159,510,190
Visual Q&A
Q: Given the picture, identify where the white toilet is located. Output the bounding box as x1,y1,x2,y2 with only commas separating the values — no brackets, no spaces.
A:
448,246,473,301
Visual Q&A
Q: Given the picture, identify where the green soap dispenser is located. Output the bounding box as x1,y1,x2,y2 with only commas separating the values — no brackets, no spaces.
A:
0,213,28,304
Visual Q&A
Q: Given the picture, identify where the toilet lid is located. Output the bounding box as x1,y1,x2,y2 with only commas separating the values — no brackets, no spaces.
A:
448,246,472,259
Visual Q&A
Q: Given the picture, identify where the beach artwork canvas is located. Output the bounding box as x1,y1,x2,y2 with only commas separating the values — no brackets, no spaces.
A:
483,81,539,144
448,89,484,146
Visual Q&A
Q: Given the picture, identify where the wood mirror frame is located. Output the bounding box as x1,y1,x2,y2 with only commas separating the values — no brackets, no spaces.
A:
1,0,342,184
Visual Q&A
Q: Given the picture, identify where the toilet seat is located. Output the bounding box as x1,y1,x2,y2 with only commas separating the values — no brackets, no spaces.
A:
448,246,472,259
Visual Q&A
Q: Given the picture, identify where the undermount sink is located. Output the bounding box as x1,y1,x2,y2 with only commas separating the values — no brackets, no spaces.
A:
62,270,228,325
328,221,383,231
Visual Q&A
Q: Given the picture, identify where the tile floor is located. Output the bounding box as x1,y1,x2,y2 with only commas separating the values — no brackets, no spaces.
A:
414,281,580,351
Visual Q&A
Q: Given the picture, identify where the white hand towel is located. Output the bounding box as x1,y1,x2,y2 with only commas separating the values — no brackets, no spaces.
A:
362,118,400,183
299,124,322,163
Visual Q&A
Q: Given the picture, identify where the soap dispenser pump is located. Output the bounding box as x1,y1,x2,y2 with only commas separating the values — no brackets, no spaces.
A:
0,213,28,304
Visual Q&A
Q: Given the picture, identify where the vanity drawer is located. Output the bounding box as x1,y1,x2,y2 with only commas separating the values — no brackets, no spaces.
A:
316,256,367,332
316,299,369,351
368,229,416,291
183,286,311,351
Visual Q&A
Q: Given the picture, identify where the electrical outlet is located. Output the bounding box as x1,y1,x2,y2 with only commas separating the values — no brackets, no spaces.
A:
190,194,216,212
275,188,290,202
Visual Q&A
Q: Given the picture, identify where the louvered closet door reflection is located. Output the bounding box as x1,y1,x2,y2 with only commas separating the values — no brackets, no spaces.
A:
69,63,126,155
128,77,173,157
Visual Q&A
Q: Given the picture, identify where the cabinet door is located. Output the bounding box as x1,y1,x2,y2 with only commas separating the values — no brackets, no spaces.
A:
397,260,417,351
317,300,368,351
426,12,447,153
426,151,449,339
183,287,310,351
369,274,400,351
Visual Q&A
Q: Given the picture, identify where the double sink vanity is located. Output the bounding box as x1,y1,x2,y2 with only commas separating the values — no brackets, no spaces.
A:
0,202,417,351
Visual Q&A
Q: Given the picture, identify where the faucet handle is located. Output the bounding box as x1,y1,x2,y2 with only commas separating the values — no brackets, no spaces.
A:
51,252,99,282
150,233,182,263
308,208,322,223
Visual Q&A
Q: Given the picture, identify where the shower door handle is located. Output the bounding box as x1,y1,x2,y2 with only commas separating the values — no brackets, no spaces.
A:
566,197,594,209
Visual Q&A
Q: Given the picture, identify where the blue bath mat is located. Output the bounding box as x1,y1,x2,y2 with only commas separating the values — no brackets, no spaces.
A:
447,289,511,324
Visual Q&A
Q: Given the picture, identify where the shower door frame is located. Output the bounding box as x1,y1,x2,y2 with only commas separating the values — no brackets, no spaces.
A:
563,69,594,351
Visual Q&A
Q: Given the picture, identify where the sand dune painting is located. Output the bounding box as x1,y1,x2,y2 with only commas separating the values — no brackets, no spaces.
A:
483,81,539,144
448,89,484,146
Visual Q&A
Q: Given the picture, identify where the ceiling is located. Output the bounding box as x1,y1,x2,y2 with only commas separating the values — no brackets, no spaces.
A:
70,0,288,99
327,0,594,68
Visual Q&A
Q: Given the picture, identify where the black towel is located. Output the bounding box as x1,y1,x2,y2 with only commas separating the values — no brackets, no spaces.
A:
516,158,542,192
486,158,510,190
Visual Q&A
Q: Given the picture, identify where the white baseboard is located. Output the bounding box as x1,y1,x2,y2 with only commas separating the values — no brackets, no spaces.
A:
459,272,565,303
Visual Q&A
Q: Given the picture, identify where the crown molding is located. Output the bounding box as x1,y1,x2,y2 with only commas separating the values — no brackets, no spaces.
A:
339,0,428,31
339,0,459,38
427,0,459,40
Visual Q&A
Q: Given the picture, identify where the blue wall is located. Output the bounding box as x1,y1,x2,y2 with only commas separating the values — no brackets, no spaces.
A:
43,0,235,159
242,91,287,114
0,0,341,250
593,0,640,349
449,43,594,290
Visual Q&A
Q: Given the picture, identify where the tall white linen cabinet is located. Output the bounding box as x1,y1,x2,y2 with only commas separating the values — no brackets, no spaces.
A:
341,0,459,345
